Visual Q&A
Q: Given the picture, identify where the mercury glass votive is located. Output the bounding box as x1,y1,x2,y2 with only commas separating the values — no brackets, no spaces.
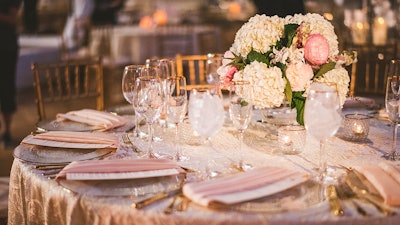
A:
278,125,306,155
343,114,370,142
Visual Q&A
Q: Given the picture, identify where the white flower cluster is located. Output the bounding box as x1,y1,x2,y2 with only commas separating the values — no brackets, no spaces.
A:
230,14,285,58
234,61,286,108
313,67,350,107
219,13,355,117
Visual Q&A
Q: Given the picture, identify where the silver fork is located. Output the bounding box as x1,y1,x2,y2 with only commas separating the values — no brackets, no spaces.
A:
122,134,141,153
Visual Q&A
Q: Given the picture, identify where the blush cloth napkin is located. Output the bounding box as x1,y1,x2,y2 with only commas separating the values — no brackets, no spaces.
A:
354,162,400,206
22,131,119,149
56,109,128,131
55,158,186,180
182,167,309,206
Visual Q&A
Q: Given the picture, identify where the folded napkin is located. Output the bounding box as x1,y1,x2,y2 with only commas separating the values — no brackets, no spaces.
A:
354,162,400,206
56,158,186,180
22,131,119,149
183,167,309,206
57,109,128,131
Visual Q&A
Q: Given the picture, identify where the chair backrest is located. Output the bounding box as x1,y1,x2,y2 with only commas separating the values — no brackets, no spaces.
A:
348,56,390,97
32,58,104,122
176,54,209,89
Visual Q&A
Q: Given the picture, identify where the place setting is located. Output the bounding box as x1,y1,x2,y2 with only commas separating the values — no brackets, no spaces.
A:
54,158,187,198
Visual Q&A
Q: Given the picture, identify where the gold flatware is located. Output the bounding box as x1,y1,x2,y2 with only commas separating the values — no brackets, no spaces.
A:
326,185,344,216
121,134,141,153
335,183,369,217
132,188,181,209
163,195,179,214
345,170,395,216
35,164,68,170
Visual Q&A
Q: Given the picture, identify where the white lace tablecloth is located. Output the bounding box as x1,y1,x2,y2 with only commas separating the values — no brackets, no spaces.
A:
8,110,400,225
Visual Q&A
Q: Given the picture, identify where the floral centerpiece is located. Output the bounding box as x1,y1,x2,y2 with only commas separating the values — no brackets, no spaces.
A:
217,13,357,125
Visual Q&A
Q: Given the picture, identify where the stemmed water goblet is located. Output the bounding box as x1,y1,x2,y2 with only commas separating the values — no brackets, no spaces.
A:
132,73,164,158
165,76,188,161
384,59,400,160
121,64,144,137
304,82,342,181
188,85,225,177
228,81,253,171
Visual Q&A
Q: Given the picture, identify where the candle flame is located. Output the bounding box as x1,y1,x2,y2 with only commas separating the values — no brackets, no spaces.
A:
139,16,153,29
153,9,168,26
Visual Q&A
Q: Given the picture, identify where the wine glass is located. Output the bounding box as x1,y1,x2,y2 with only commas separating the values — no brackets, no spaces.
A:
206,53,223,84
384,59,400,160
121,65,144,137
156,58,177,128
132,74,164,158
304,82,342,180
228,81,253,170
165,76,188,161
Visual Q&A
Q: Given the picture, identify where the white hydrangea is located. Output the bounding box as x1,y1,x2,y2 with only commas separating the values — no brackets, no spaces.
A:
286,13,339,58
230,14,285,58
314,67,350,107
234,61,286,108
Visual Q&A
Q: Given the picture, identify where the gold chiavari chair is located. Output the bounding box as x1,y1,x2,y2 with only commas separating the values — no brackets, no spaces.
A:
348,56,390,97
32,58,104,122
175,53,212,90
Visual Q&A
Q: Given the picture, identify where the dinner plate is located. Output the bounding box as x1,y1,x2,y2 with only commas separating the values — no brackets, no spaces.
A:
13,144,113,164
343,97,376,109
37,119,100,132
208,180,323,213
58,174,185,197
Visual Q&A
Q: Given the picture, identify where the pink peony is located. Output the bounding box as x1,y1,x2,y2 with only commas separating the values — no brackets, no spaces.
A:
286,63,314,91
304,34,329,65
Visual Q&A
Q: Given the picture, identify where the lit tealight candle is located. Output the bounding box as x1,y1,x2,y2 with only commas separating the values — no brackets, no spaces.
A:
352,122,364,135
281,135,293,146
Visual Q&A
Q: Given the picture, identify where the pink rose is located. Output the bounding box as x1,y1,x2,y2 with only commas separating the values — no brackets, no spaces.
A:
286,63,314,91
219,65,237,86
304,34,329,65
218,51,238,86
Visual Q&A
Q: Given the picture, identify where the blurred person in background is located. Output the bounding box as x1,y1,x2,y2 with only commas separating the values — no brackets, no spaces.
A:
253,0,305,17
92,0,124,25
63,0,95,51
0,0,22,146
23,0,38,34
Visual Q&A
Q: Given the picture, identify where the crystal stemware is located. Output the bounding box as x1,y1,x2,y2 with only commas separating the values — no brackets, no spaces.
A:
165,76,188,161
206,53,223,85
384,59,400,160
121,65,144,137
188,86,225,177
228,81,253,170
132,74,164,158
304,82,342,181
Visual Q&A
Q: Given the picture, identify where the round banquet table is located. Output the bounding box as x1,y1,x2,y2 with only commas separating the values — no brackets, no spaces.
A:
8,108,400,225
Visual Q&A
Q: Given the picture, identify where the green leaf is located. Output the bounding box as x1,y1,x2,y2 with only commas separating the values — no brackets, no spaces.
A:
292,91,306,125
284,78,292,105
247,50,270,65
284,24,299,47
314,62,336,79
240,100,249,107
